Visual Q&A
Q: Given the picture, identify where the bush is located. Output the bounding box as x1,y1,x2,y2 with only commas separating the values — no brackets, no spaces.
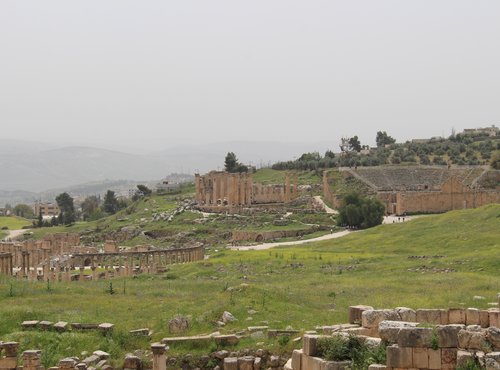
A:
337,193,385,229
317,335,387,370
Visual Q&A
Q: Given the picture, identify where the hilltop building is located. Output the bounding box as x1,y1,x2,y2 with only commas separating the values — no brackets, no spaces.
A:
33,202,60,218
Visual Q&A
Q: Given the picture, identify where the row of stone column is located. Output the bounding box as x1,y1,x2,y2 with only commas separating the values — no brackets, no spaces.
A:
0,253,13,276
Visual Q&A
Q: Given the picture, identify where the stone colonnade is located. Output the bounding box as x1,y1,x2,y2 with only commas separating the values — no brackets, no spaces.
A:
16,245,204,282
0,253,13,275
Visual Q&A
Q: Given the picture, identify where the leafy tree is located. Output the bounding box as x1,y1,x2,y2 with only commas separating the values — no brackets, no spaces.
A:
348,136,362,152
55,192,76,225
137,184,152,196
337,193,384,229
376,131,396,146
13,204,34,218
224,152,248,173
298,152,321,161
103,190,119,214
490,150,500,169
81,195,100,221
325,150,335,159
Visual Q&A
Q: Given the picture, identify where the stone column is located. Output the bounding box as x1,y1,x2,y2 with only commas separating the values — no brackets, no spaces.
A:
151,343,167,370
22,350,42,370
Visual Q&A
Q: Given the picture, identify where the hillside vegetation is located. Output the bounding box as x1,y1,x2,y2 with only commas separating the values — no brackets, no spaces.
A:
0,205,498,366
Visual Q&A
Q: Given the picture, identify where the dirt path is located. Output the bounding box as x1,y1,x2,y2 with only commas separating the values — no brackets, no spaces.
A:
230,229,353,251
2,229,28,241
312,196,338,214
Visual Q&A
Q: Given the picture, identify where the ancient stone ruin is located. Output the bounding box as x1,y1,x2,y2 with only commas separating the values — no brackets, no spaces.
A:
0,233,204,281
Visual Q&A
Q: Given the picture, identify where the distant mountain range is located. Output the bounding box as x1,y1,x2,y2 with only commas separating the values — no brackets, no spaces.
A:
0,139,336,204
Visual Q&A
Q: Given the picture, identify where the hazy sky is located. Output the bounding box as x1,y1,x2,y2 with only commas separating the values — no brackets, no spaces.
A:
1,1,499,151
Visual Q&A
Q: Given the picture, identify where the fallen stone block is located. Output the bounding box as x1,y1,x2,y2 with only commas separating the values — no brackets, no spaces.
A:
129,328,150,337
38,321,54,330
367,365,386,370
238,356,254,370
348,305,373,325
161,335,212,345
214,335,239,346
485,352,500,370
317,324,359,335
98,323,114,334
53,321,69,332
283,358,292,370
83,355,100,366
0,341,20,357
248,326,269,332
21,320,39,329
362,310,399,329
267,329,300,338
397,327,433,348
253,357,261,370
322,360,351,370
123,355,142,370
341,327,374,337
378,320,418,344
386,345,412,368
438,324,465,348
71,323,99,330
76,362,87,370
59,358,77,369
93,351,110,360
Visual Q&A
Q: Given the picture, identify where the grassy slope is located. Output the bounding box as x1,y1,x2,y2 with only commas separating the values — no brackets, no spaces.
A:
0,216,32,230
0,205,498,365
253,168,322,185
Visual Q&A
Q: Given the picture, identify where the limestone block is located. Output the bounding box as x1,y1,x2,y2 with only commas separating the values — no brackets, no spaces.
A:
341,327,374,337
129,328,151,337
458,327,487,350
22,350,42,367
303,335,320,356
254,357,261,370
362,310,399,329
364,337,383,348
98,323,114,333
449,308,466,324
386,345,412,368
485,352,500,370
223,357,238,370
321,360,351,370
53,321,69,332
292,350,302,370
378,321,418,344
456,350,473,368
93,351,110,360
487,327,500,350
349,305,374,324
466,308,481,325
76,363,87,370
123,355,141,370
59,358,77,369
367,365,386,370
21,320,39,329
301,354,315,370
214,335,239,345
440,309,450,325
395,307,416,322
438,324,465,348
238,356,255,370
481,311,491,328
441,348,457,370
397,327,433,348
38,321,54,330
83,355,100,366
415,309,442,325
489,309,500,328
428,348,441,370
269,355,280,367
0,357,17,369
412,347,428,369
248,326,269,332
284,358,292,370
1,341,19,357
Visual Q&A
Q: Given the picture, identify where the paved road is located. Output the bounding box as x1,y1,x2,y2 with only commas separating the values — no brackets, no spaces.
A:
230,229,353,251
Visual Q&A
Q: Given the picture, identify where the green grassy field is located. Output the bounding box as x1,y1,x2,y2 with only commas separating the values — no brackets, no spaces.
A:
253,168,322,186
0,205,498,366
0,216,32,230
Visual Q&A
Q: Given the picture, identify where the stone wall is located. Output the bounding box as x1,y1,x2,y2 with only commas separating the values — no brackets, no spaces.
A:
231,227,318,243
